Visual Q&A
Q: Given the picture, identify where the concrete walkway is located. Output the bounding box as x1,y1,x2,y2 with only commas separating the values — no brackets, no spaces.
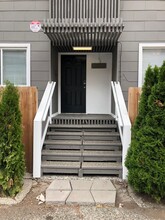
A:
46,179,116,206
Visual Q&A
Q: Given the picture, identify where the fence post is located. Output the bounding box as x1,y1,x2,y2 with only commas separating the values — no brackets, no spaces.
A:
128,87,142,124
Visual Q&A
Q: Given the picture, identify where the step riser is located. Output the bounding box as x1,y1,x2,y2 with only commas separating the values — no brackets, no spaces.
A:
42,168,79,175
45,145,121,151
46,137,120,142
42,156,81,161
42,156,121,162
49,125,117,129
44,140,121,146
42,168,122,177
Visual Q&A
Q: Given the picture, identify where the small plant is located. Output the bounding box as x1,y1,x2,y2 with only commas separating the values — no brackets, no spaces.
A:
0,82,25,197
125,62,165,202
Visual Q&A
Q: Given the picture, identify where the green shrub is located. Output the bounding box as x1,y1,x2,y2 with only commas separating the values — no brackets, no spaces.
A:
125,62,165,202
0,82,25,197
132,65,159,136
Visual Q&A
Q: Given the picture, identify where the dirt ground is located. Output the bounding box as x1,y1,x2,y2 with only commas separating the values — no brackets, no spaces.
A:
0,177,165,220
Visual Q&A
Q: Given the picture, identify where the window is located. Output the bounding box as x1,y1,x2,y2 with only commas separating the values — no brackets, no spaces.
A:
138,43,165,87
0,44,30,86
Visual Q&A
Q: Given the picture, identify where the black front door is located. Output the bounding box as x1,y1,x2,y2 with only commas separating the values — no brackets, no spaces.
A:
61,55,86,113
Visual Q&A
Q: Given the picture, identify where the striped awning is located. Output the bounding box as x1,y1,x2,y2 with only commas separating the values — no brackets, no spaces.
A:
42,19,124,52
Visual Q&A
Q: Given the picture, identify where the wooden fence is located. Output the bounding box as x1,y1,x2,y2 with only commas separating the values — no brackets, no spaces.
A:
0,87,38,173
19,87,38,173
128,87,142,124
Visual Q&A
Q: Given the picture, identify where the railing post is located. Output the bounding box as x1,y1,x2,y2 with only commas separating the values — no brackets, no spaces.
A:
49,100,53,124
122,125,131,179
33,120,42,178
111,81,131,180
33,81,56,178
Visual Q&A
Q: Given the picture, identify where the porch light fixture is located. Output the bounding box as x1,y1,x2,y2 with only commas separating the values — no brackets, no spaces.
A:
73,47,92,51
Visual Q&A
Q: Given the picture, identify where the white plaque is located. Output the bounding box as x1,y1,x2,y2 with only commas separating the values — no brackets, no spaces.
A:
30,21,41,33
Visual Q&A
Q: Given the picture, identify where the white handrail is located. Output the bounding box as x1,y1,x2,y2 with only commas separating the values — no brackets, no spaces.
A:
111,81,131,179
33,81,56,178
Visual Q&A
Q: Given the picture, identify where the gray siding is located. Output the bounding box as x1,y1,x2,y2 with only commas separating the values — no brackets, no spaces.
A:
1,0,165,105
0,0,50,101
119,0,165,102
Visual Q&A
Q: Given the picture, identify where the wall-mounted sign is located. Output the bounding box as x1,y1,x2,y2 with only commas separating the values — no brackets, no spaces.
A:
30,21,41,32
91,63,107,69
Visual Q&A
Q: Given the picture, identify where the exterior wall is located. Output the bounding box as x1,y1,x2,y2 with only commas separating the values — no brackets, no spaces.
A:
1,1,165,106
51,44,58,113
119,0,165,102
86,53,112,114
0,0,50,101
58,53,112,114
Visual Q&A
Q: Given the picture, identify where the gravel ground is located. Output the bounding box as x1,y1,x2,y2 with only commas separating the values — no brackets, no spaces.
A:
0,176,165,220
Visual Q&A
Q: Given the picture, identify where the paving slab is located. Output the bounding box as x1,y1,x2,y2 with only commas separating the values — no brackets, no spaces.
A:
91,179,116,191
91,190,116,206
47,179,71,191
46,190,71,204
66,191,94,205
71,179,93,190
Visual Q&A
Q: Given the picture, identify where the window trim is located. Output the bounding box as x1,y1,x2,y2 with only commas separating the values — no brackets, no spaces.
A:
0,43,30,86
138,43,165,87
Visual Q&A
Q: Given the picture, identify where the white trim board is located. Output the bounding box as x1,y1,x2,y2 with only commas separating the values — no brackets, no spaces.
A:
138,43,165,87
0,43,31,86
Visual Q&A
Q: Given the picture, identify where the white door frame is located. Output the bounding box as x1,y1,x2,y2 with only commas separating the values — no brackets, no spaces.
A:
58,52,112,114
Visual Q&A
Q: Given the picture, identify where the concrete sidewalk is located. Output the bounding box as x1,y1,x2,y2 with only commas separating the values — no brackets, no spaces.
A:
46,179,116,206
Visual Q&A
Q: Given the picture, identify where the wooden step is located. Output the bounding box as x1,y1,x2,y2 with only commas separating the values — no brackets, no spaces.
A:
47,131,83,136
42,150,81,161
53,114,115,120
83,150,122,162
42,149,122,162
47,131,119,137
84,131,119,136
46,132,119,141
49,124,117,129
41,161,80,175
41,114,122,177
81,162,122,177
44,140,82,145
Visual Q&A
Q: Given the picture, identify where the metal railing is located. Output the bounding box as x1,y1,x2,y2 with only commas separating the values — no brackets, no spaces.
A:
33,81,56,178
111,81,131,179
49,0,121,22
